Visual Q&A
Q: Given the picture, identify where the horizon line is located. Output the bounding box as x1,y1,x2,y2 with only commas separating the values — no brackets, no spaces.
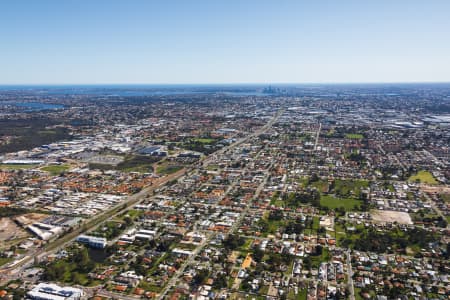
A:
1,81,450,86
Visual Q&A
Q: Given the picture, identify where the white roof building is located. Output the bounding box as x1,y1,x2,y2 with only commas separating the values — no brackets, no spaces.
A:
27,283,84,300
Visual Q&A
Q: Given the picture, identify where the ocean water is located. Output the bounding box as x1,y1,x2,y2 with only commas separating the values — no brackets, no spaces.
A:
0,84,270,97
6,101,65,111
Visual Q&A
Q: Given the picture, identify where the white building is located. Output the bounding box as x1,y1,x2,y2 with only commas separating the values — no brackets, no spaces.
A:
27,283,84,300
76,235,107,248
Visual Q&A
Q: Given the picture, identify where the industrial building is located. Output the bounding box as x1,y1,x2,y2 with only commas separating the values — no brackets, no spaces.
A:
76,234,107,248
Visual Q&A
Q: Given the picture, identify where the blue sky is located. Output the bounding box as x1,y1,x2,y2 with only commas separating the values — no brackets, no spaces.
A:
1,0,449,84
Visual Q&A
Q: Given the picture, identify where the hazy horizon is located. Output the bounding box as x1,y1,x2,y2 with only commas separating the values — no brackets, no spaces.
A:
1,81,450,87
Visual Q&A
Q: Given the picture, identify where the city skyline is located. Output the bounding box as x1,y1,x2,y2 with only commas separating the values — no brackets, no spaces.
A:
1,0,450,84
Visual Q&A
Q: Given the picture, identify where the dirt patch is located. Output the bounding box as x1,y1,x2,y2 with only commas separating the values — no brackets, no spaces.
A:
420,185,450,194
227,250,238,264
371,210,412,225
82,154,124,166
319,216,334,230
14,213,48,226
0,217,29,242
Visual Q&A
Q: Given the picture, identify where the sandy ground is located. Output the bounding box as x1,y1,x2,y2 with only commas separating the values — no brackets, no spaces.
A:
227,251,239,264
0,217,29,241
231,278,242,290
371,210,413,225
320,216,334,230
14,213,48,226
83,154,124,166
267,283,279,297
420,185,450,194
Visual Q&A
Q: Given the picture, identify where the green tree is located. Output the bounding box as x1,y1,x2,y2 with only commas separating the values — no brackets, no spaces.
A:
252,247,264,263
193,269,209,285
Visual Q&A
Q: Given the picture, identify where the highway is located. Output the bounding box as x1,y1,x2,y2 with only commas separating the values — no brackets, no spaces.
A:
0,168,187,285
201,109,283,168
157,109,283,299
314,122,322,151
1,108,284,294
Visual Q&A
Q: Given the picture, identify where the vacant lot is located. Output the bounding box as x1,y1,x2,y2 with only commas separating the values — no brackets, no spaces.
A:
14,213,48,226
41,164,71,175
0,217,29,243
156,162,183,175
371,210,412,225
84,154,124,166
409,170,438,185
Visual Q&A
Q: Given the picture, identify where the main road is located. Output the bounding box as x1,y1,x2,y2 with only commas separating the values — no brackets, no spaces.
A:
201,109,283,168
314,122,322,151
157,109,284,299
0,168,186,284
347,250,355,300
1,108,284,290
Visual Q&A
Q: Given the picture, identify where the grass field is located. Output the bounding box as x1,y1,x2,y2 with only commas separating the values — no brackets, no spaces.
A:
320,195,362,211
41,164,70,175
156,163,183,175
311,247,330,268
137,281,163,293
266,219,285,235
310,180,329,193
298,177,309,188
124,209,143,219
288,288,307,300
303,216,320,235
312,216,320,230
337,223,366,248
0,257,13,267
334,223,347,245
89,155,160,173
355,287,376,300
207,164,220,171
117,155,160,173
345,133,364,139
0,164,38,170
237,238,253,252
333,179,368,197
192,138,216,144
408,170,438,185
355,288,363,300
441,193,450,202
269,193,284,207
259,211,287,236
